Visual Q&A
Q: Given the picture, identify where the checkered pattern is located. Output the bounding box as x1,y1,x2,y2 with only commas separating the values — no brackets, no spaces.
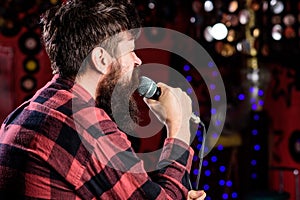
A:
0,75,194,199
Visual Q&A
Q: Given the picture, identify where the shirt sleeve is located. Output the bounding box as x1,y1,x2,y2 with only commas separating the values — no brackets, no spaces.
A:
75,119,194,200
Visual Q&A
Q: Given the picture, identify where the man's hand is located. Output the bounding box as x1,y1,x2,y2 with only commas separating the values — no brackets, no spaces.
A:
187,190,206,200
143,82,192,144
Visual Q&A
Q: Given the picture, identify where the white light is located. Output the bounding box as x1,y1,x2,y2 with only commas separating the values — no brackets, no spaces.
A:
204,26,213,42
272,24,282,40
148,2,155,9
270,0,284,14
190,17,196,23
211,23,228,40
204,0,214,12
239,9,250,24
248,72,259,82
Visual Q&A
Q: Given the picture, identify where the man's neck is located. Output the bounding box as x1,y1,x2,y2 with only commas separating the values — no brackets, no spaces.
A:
75,71,102,99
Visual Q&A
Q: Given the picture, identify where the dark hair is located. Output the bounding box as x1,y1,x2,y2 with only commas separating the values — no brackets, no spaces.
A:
41,0,141,78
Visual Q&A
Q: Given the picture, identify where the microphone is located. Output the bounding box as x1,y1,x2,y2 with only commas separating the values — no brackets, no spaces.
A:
137,76,201,124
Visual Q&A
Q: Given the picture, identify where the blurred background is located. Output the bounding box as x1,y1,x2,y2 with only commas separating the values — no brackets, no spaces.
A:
0,0,299,199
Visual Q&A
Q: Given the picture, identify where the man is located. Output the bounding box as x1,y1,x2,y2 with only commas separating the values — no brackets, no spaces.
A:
0,0,206,199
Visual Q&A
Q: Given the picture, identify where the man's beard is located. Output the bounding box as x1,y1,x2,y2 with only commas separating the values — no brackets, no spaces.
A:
95,62,140,135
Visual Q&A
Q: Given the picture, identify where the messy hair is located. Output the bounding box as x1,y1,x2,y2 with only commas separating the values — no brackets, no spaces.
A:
41,0,141,78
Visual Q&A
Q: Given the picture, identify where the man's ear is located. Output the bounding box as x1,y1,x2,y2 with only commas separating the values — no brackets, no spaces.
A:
91,47,112,74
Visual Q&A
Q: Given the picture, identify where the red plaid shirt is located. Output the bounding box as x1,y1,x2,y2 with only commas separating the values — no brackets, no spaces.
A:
0,75,194,199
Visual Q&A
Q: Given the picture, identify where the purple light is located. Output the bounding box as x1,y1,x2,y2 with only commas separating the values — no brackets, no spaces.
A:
249,87,255,93
238,94,245,101
184,65,190,71
187,88,193,95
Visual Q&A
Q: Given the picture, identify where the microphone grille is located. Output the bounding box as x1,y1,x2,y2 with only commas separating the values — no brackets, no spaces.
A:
138,76,157,98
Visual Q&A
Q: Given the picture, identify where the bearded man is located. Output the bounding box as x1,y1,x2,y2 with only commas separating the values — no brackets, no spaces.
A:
0,0,206,199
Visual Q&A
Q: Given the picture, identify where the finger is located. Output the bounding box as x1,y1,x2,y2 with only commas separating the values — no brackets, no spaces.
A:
188,190,206,200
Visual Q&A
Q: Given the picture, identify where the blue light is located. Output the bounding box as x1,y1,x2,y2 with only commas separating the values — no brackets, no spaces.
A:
249,87,255,93
214,95,221,101
186,76,192,82
258,90,264,96
219,166,226,172
205,170,211,176
226,180,233,187
212,133,218,139
187,88,193,95
219,179,225,186
222,193,229,199
253,114,260,121
206,196,211,200
203,184,210,190
184,65,190,71
197,144,202,150
208,61,214,68
203,160,209,167
211,108,217,115
215,120,221,126
258,100,264,106
217,145,224,151
238,94,245,101
193,155,199,162
252,129,258,136
251,160,257,166
198,137,203,142
251,173,257,179
193,169,199,175
232,192,238,198
211,156,218,162
196,130,202,137
210,84,216,90
254,144,261,151
252,104,258,111
212,71,218,77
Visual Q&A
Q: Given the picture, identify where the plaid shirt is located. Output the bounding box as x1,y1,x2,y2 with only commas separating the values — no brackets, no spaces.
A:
0,75,194,199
